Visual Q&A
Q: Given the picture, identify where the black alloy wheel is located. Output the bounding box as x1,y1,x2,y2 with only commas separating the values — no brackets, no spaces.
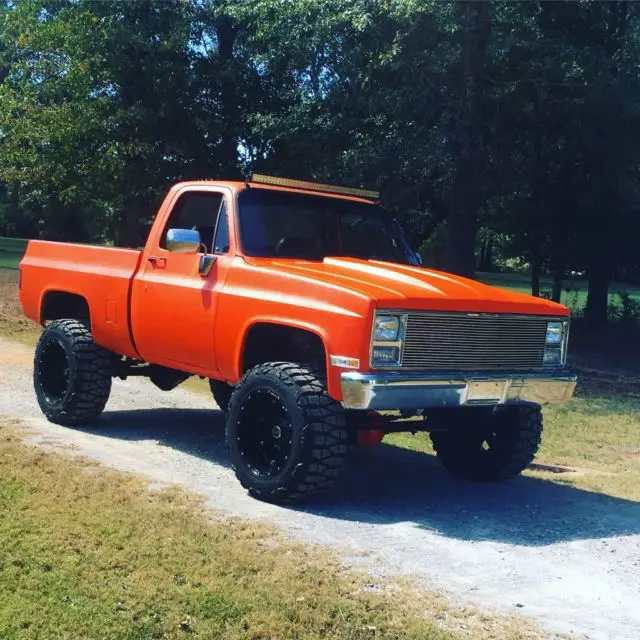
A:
37,337,71,404
235,388,294,480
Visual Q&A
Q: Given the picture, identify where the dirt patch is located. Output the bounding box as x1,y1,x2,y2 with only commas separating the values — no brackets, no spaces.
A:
0,338,35,368
0,270,39,340
529,462,617,478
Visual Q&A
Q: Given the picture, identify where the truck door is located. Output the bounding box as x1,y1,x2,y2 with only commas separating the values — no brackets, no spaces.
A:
130,187,232,374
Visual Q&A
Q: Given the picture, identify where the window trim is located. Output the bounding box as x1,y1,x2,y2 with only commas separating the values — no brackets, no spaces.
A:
211,199,230,255
159,189,227,254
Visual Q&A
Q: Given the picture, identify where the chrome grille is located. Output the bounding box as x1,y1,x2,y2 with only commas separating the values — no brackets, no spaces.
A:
401,312,550,370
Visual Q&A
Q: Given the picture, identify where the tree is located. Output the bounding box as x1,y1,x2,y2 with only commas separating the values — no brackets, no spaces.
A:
0,0,252,245
442,2,492,277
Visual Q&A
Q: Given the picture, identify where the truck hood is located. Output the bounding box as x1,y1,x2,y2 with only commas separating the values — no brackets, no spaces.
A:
243,256,569,316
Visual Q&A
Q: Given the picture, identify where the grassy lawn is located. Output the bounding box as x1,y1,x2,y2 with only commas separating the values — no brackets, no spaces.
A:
476,271,640,315
0,237,28,270
0,426,541,640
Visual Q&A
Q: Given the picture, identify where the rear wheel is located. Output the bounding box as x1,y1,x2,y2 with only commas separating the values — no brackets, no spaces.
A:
34,319,112,425
226,362,348,503
429,406,542,482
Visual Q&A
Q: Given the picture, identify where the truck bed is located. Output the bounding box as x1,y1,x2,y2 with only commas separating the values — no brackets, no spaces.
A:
19,240,143,358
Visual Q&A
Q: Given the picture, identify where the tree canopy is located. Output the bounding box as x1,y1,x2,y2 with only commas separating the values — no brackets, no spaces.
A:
1,0,639,324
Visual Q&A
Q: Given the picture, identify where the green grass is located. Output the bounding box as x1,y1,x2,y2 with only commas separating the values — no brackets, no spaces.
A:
477,271,640,314
0,427,541,640
0,237,28,270
0,251,23,270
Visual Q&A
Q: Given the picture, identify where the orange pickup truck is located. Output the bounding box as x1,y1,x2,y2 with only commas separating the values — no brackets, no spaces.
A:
19,174,576,502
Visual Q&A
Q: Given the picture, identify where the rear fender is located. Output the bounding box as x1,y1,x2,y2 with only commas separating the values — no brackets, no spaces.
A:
40,288,92,327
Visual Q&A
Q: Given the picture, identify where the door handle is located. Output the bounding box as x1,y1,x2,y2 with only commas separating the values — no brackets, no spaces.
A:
147,256,166,268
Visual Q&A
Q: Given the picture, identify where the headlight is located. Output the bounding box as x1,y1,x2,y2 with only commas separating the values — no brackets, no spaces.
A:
544,320,568,366
371,313,406,367
373,315,400,341
546,321,563,345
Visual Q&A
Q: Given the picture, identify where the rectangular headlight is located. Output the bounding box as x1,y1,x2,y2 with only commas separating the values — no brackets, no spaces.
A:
543,347,563,365
373,315,400,341
546,321,564,345
544,320,569,366
372,345,400,364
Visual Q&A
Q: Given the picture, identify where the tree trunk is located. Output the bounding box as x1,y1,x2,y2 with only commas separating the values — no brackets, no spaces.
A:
529,81,547,300
531,256,541,298
443,3,492,277
216,15,239,175
551,267,563,303
583,2,629,326
478,235,494,272
115,195,150,248
115,208,140,248
586,271,609,326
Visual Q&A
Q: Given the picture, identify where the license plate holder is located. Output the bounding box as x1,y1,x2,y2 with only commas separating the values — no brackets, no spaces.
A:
466,380,506,404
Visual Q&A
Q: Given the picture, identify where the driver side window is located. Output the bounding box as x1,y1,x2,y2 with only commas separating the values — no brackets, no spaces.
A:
161,192,226,254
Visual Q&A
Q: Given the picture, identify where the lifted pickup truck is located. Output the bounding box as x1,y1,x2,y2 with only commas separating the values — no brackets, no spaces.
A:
20,174,576,503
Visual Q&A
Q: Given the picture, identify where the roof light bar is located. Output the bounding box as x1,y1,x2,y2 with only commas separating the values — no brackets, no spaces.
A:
249,173,379,200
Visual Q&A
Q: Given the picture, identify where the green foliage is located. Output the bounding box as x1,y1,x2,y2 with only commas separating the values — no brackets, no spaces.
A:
1,0,640,321
0,0,251,244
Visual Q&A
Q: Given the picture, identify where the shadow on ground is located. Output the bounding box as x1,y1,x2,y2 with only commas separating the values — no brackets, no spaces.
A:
77,406,640,547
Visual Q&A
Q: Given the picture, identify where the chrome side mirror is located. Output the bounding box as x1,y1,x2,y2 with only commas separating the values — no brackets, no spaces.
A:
166,228,201,254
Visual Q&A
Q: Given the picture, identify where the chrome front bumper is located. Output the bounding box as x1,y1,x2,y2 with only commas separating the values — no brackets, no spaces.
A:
340,370,577,410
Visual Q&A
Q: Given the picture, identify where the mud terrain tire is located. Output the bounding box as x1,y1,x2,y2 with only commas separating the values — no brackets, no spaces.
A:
226,362,348,503
430,406,543,482
34,319,112,425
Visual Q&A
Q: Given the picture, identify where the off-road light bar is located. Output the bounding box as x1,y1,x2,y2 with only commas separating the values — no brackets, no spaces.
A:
249,173,379,201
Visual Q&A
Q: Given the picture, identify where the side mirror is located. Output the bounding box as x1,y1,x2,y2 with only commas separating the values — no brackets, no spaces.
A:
166,228,201,254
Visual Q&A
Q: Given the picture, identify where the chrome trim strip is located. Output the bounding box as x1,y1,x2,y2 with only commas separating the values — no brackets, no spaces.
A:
340,369,577,410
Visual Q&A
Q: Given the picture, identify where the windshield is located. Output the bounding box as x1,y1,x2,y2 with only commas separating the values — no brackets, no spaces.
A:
237,188,418,265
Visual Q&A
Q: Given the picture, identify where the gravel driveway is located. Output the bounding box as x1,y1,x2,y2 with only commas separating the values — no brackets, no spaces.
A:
1,336,639,639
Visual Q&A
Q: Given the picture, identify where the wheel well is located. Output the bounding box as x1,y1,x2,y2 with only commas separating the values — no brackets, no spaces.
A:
41,291,90,327
242,323,326,376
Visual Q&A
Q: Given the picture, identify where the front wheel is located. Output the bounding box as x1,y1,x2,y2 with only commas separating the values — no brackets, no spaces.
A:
34,319,112,425
429,406,543,482
226,362,348,503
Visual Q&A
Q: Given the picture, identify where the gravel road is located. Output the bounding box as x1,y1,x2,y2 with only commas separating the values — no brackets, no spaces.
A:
1,336,639,639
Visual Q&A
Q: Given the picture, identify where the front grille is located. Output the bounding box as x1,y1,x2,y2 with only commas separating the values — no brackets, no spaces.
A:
400,312,550,370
